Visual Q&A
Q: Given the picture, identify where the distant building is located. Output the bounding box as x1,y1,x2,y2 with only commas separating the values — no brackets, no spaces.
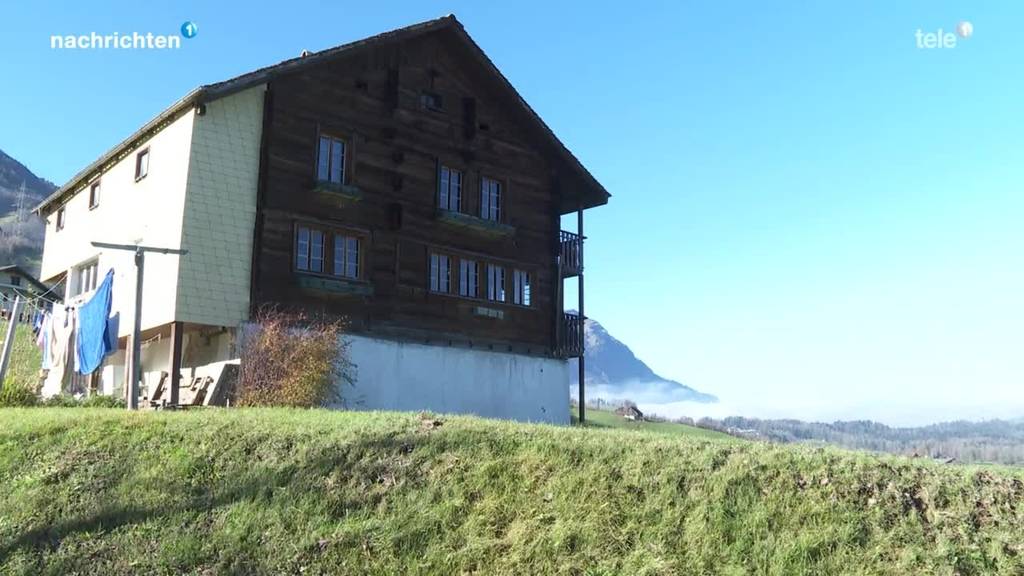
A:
0,265,52,323
615,405,644,421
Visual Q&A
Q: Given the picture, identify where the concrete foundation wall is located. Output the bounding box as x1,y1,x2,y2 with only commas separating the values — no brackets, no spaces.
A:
340,335,570,424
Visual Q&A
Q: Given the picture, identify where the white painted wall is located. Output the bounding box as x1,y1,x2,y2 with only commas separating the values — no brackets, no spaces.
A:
40,109,196,335
176,85,264,327
340,335,570,424
38,86,264,397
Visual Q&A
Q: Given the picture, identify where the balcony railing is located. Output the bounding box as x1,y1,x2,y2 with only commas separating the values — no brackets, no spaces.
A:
559,230,582,278
557,312,583,358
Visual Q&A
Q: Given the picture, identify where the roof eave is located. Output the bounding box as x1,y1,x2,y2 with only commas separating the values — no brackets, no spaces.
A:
33,87,206,214
35,14,611,214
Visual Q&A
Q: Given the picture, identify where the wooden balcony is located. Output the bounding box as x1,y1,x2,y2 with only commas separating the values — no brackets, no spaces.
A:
559,230,582,278
556,312,583,358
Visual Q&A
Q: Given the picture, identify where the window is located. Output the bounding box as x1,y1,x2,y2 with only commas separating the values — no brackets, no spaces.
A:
89,181,100,209
421,91,444,111
459,259,478,297
333,235,360,279
513,269,532,306
295,224,362,279
56,207,66,231
135,148,149,181
439,165,462,212
9,277,20,287
72,261,99,297
480,177,501,222
295,226,325,273
316,135,346,184
486,264,505,302
430,253,451,293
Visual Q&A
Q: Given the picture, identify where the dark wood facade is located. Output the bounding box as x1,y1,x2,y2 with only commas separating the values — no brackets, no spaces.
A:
250,22,606,356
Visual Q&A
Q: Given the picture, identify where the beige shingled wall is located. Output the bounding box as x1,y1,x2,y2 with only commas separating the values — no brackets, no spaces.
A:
175,85,265,327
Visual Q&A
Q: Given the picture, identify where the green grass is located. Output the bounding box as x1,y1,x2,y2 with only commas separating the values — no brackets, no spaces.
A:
577,407,735,441
0,323,42,391
1,408,1023,575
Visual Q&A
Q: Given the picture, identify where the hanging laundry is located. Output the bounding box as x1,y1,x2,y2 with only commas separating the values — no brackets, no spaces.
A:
76,269,115,375
43,305,75,397
36,311,53,371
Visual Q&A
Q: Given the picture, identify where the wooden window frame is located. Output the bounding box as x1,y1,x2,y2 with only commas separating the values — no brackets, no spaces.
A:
486,263,506,303
420,90,444,112
315,130,348,186
293,222,366,282
331,234,361,280
72,259,100,297
438,163,464,213
512,269,532,307
479,175,504,222
88,180,101,210
418,242,538,308
429,252,452,294
458,258,479,298
134,148,150,182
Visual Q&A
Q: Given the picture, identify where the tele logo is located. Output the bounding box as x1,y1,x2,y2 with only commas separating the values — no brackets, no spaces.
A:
915,21,973,49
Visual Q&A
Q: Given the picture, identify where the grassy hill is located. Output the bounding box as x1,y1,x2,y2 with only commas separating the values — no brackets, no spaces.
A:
577,407,735,441
1,409,1023,575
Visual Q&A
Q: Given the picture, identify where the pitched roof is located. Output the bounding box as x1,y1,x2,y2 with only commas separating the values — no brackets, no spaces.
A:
36,15,610,214
0,265,52,294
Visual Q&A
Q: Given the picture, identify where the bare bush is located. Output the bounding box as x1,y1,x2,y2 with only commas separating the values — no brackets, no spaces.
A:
236,307,352,408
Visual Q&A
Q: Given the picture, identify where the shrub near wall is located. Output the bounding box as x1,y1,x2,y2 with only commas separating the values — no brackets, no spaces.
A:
236,308,350,408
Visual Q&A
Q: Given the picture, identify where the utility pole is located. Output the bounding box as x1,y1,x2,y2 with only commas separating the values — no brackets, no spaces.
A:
91,242,187,410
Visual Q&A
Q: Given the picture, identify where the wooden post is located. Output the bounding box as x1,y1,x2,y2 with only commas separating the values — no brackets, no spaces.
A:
168,321,183,406
0,295,22,390
577,208,585,424
123,334,133,405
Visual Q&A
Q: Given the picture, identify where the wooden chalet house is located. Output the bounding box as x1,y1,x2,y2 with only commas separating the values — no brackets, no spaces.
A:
34,16,608,423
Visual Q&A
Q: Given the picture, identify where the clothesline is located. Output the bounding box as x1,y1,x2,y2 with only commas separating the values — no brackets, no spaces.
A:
37,269,117,397
0,276,66,308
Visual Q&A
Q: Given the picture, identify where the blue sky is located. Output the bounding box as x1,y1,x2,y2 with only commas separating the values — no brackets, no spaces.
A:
3,1,1022,424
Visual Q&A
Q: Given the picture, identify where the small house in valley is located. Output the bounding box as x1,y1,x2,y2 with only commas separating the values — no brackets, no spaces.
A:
615,405,645,421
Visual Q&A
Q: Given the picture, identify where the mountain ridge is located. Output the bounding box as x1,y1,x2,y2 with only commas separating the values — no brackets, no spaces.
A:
0,148,55,274
571,314,717,403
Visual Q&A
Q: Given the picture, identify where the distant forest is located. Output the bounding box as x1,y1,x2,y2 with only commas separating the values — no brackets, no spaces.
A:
685,415,1024,466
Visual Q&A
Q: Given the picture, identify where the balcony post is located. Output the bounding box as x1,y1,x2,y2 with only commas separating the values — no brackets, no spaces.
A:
577,207,585,424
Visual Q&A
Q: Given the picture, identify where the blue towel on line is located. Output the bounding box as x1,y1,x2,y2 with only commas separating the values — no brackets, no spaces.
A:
76,269,115,375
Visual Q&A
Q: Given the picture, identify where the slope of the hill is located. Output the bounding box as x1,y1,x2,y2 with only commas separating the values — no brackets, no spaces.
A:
0,149,55,273
1,409,1022,575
